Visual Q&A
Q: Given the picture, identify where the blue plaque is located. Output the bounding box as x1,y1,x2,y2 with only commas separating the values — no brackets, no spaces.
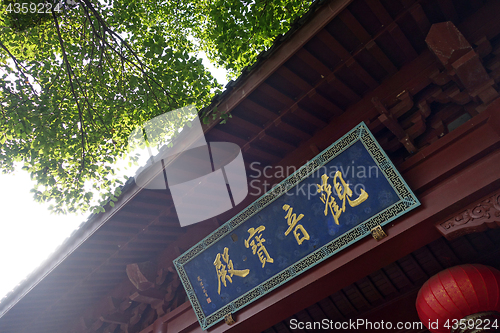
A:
174,123,420,330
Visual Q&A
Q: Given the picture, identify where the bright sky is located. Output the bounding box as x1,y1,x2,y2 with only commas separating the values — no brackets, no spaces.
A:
0,54,228,302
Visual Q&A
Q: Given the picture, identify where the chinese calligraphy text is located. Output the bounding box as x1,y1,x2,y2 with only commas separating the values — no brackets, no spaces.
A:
245,226,274,268
213,247,250,295
282,204,310,245
316,171,369,225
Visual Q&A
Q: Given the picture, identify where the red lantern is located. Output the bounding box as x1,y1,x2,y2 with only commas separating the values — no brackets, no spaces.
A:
416,264,500,333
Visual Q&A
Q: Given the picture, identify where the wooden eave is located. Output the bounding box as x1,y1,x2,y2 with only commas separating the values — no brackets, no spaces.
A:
1,0,500,332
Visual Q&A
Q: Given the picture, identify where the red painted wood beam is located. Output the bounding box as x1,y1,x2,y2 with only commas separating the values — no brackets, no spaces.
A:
366,0,393,27
201,0,355,132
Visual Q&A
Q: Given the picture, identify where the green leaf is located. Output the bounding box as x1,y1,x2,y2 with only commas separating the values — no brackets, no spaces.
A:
0,0,313,215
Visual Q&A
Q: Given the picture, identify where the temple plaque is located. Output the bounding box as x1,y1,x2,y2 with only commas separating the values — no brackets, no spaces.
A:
174,123,420,330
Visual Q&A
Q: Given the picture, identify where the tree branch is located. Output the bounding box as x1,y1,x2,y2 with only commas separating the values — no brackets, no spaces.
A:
51,7,86,177
0,39,39,97
79,0,176,103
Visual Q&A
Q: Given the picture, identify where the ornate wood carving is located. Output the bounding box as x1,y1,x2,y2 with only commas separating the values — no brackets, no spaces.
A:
436,192,500,240
92,261,186,333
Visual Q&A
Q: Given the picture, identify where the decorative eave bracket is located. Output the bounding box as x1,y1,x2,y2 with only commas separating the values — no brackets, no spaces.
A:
436,192,500,240
425,21,499,112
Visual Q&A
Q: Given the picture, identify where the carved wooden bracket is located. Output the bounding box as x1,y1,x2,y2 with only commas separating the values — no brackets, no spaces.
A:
426,22,498,111
126,261,157,291
129,289,165,305
372,95,418,153
122,259,185,331
436,192,500,240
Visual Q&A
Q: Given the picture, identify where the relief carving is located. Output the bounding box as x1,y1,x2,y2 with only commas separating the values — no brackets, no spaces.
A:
437,192,500,240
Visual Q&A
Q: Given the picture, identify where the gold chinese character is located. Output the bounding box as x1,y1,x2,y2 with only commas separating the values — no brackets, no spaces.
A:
334,171,369,207
294,224,310,245
317,174,335,217
283,205,310,245
245,226,274,268
214,247,250,295
207,298,211,304
316,171,368,225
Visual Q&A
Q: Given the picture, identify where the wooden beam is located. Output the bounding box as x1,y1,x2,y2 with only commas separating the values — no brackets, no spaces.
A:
262,50,439,168
239,99,277,121
290,106,328,128
206,127,247,147
259,82,329,129
437,0,459,23
388,24,418,62
316,29,351,61
469,0,484,11
426,21,498,106
229,115,263,134
129,289,165,304
202,0,355,131
327,75,361,102
272,118,312,141
452,50,497,104
366,0,393,27
259,82,296,106
425,21,473,70
295,49,331,76
100,228,142,239
143,227,185,238
366,41,398,76
346,58,379,89
77,247,117,255
338,9,371,44
242,144,283,164
409,4,431,36
276,66,313,91
256,132,297,152
307,89,344,115
372,97,418,153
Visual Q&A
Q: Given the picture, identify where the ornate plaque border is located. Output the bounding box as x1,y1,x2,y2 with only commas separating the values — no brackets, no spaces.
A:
174,122,420,330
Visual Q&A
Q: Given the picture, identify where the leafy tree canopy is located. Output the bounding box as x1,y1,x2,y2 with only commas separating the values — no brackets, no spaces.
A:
0,0,313,214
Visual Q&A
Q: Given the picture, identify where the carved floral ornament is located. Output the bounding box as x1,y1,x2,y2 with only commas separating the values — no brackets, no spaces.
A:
437,192,500,240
